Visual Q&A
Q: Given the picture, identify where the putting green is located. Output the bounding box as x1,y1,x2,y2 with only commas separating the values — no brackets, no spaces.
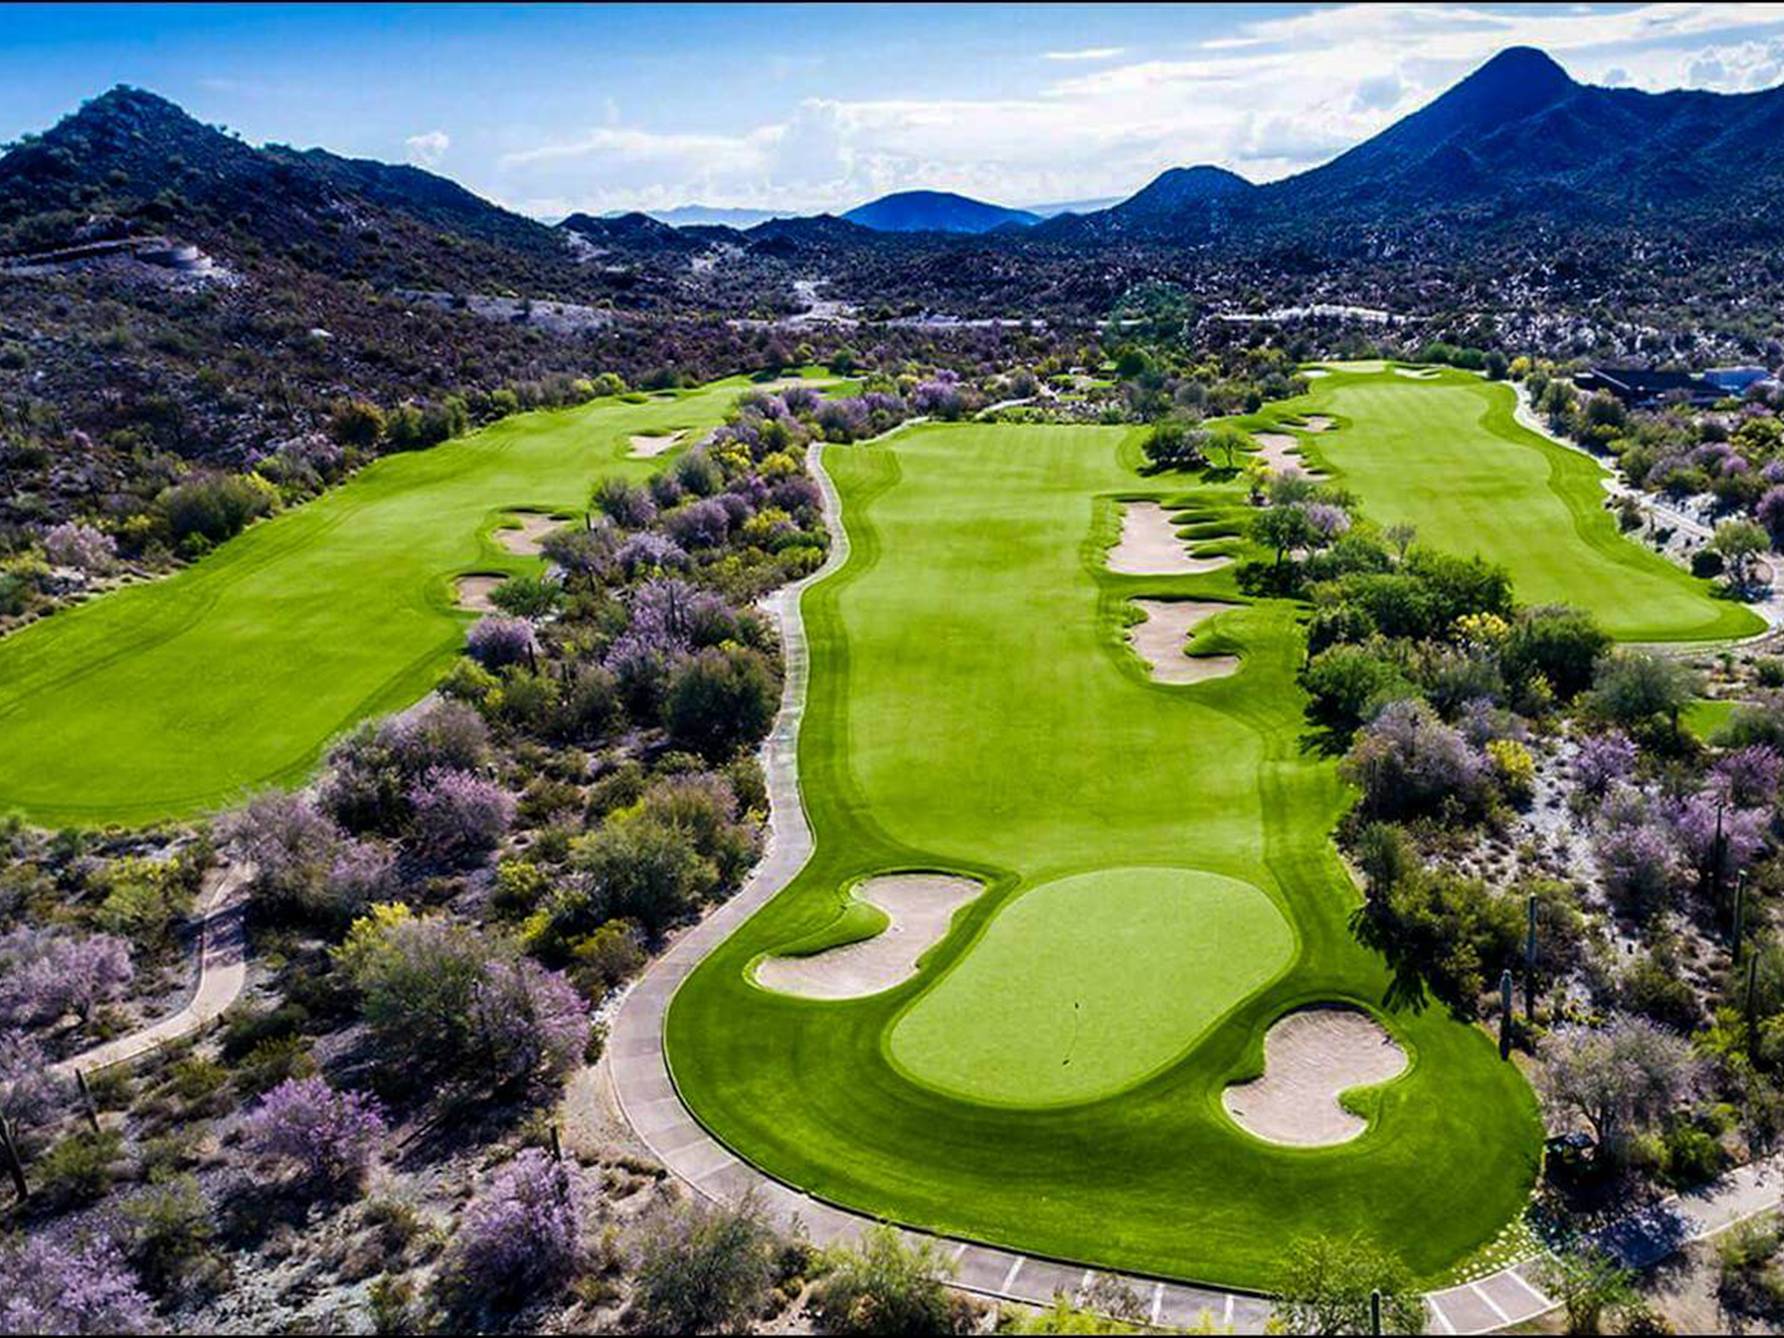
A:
889,867,1294,1106
0,377,821,826
1268,366,1759,642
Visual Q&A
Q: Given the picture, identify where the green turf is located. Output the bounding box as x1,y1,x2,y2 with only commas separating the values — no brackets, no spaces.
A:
888,867,1294,1106
1686,696,1742,742
1264,365,1760,642
666,418,1544,1289
0,376,815,826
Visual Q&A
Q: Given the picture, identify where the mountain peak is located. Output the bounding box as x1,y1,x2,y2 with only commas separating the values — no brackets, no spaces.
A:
1464,46,1575,99
1114,164,1255,218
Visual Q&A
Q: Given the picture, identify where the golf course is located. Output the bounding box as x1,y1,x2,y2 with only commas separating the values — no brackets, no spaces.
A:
0,361,1754,1285
663,364,1750,1289
0,377,793,826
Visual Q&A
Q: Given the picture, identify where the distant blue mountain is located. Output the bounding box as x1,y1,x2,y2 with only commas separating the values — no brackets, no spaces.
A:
842,190,1041,234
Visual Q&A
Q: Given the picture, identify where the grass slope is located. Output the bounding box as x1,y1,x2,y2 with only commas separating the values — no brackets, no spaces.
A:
0,378,789,825
1272,365,1760,642
667,420,1541,1289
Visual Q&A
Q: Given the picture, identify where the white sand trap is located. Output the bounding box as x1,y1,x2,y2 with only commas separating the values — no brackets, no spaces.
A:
1394,367,1440,380
1128,600,1240,684
628,430,685,458
1222,1007,1408,1146
753,874,982,1000
1300,415,1335,432
1108,502,1232,575
1302,368,1331,379
493,512,562,556
1251,431,1322,476
455,574,503,612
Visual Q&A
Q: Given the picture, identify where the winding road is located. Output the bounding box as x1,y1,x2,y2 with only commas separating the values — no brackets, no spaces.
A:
50,861,249,1079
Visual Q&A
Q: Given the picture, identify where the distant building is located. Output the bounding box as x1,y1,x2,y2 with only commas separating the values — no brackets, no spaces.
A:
1703,366,1773,395
1575,366,1722,408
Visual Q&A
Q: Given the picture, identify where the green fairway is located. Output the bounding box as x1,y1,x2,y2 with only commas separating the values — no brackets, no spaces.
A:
0,378,791,825
666,418,1544,1289
1273,365,1759,642
888,867,1294,1106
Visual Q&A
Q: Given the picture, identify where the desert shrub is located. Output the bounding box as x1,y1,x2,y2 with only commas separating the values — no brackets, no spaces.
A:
663,646,778,762
809,1224,971,1335
1272,1234,1424,1335
123,1172,215,1292
407,768,513,865
37,1128,125,1205
155,471,278,547
630,1193,779,1334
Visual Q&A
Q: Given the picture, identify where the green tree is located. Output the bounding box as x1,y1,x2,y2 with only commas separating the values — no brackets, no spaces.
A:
1589,651,1702,736
1712,519,1770,593
1272,1234,1425,1334
1530,1247,1637,1335
809,1225,971,1335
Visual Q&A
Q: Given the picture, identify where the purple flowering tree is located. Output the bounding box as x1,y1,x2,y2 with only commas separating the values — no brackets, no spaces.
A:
1710,745,1784,807
448,1148,586,1298
663,497,731,550
1572,731,1638,801
0,1236,155,1335
1758,486,1784,548
470,959,591,1085
465,616,537,669
0,927,133,1027
41,521,118,574
241,1075,387,1190
223,791,340,914
0,1029,69,1137
1339,699,1487,819
614,532,690,577
409,767,514,864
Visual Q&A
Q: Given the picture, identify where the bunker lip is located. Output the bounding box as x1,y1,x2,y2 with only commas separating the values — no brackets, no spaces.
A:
628,430,686,458
1221,1005,1408,1147
752,873,983,1000
493,511,565,556
1107,501,1232,575
454,573,504,612
1127,600,1240,684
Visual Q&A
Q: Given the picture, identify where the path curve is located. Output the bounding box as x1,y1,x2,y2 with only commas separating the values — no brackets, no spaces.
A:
601,436,1553,1332
51,861,250,1078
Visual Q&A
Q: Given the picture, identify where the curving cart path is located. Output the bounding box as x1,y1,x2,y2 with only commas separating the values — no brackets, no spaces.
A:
602,435,1604,1333
51,860,250,1079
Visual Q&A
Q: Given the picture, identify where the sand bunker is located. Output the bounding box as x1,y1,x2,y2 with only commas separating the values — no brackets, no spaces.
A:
1251,431,1321,476
1222,1006,1408,1146
1108,502,1232,575
628,430,685,458
1394,367,1440,380
1302,368,1331,379
454,574,504,612
753,874,982,1000
1300,415,1335,432
493,512,563,556
1128,600,1240,684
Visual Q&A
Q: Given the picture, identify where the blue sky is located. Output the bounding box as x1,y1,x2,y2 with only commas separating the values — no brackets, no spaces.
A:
4,3,1784,217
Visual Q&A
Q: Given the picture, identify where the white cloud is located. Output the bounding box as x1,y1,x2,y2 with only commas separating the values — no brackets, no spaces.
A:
1043,47,1126,62
486,3,1784,216
404,129,450,168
